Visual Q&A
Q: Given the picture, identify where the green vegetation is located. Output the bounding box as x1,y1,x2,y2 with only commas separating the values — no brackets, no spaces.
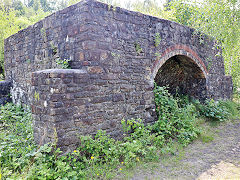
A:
0,103,35,178
154,33,161,47
34,91,40,101
56,58,71,69
0,0,54,76
134,42,143,55
1,85,239,179
111,52,121,59
40,28,47,40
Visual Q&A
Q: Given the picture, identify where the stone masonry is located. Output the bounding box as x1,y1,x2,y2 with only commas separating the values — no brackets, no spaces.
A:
0,80,12,106
4,0,233,151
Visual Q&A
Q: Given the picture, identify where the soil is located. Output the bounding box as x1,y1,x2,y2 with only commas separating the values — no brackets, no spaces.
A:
118,119,240,180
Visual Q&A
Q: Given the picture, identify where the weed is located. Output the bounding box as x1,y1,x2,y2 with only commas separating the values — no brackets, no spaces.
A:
34,91,39,101
56,58,71,69
134,42,143,54
194,99,229,121
0,74,4,81
200,134,214,143
218,100,240,119
199,37,204,44
40,28,46,40
50,43,58,55
206,57,213,70
155,52,161,58
153,84,200,146
0,103,35,179
26,59,31,64
111,52,121,59
154,33,161,47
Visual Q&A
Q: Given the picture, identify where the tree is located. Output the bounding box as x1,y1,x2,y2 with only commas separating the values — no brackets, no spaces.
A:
12,0,25,16
0,0,50,77
170,0,240,90
0,3,20,75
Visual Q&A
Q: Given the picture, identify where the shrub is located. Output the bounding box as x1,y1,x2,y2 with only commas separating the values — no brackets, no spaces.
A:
218,100,240,119
194,99,230,121
153,84,200,146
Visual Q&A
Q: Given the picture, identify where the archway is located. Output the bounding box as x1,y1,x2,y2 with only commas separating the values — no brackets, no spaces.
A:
154,55,207,100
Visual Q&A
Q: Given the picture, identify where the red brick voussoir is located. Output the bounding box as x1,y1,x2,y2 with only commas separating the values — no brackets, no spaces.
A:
152,44,209,78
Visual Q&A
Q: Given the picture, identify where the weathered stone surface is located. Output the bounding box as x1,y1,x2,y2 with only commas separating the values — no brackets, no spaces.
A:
0,80,12,106
4,0,233,150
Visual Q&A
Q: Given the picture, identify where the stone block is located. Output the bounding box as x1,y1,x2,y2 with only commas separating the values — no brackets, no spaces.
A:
87,66,103,74
90,95,112,104
112,94,124,102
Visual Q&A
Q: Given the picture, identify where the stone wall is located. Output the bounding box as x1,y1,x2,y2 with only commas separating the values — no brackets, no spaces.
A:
4,0,230,105
4,0,93,105
4,0,233,149
32,69,127,151
0,80,12,106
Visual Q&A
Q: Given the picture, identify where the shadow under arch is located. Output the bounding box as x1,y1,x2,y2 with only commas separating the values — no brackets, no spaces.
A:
154,54,208,100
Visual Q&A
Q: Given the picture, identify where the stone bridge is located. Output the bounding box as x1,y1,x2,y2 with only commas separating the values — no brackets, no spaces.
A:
4,0,232,150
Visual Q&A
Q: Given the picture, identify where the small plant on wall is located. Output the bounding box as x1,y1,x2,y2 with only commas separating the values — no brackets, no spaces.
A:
40,28,47,41
56,58,71,69
134,42,143,55
154,33,161,47
50,43,58,56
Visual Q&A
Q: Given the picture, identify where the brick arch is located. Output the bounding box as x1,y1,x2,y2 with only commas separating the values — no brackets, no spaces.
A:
151,44,209,100
151,44,208,80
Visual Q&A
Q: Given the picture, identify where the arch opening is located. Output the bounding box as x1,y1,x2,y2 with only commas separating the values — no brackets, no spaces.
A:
154,55,207,100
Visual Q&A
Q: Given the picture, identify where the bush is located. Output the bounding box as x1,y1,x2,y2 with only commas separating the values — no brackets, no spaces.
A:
194,99,230,121
218,100,240,120
153,84,200,146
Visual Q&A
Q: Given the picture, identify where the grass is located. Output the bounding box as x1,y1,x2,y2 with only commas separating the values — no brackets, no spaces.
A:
199,132,215,143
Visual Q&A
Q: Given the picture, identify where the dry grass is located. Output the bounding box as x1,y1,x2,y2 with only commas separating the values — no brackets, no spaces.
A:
197,161,240,180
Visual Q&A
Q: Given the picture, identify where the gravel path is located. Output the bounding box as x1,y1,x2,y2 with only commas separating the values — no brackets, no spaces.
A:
119,119,240,180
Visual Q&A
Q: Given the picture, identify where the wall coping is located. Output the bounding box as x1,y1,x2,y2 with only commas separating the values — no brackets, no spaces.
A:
32,69,87,75
0,80,12,86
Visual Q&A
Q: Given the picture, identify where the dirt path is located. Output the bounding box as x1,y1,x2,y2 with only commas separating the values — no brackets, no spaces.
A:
197,161,240,179
120,119,240,180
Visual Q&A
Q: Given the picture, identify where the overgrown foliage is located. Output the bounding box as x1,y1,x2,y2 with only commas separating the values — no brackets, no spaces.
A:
0,103,35,177
153,85,200,145
1,85,239,179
